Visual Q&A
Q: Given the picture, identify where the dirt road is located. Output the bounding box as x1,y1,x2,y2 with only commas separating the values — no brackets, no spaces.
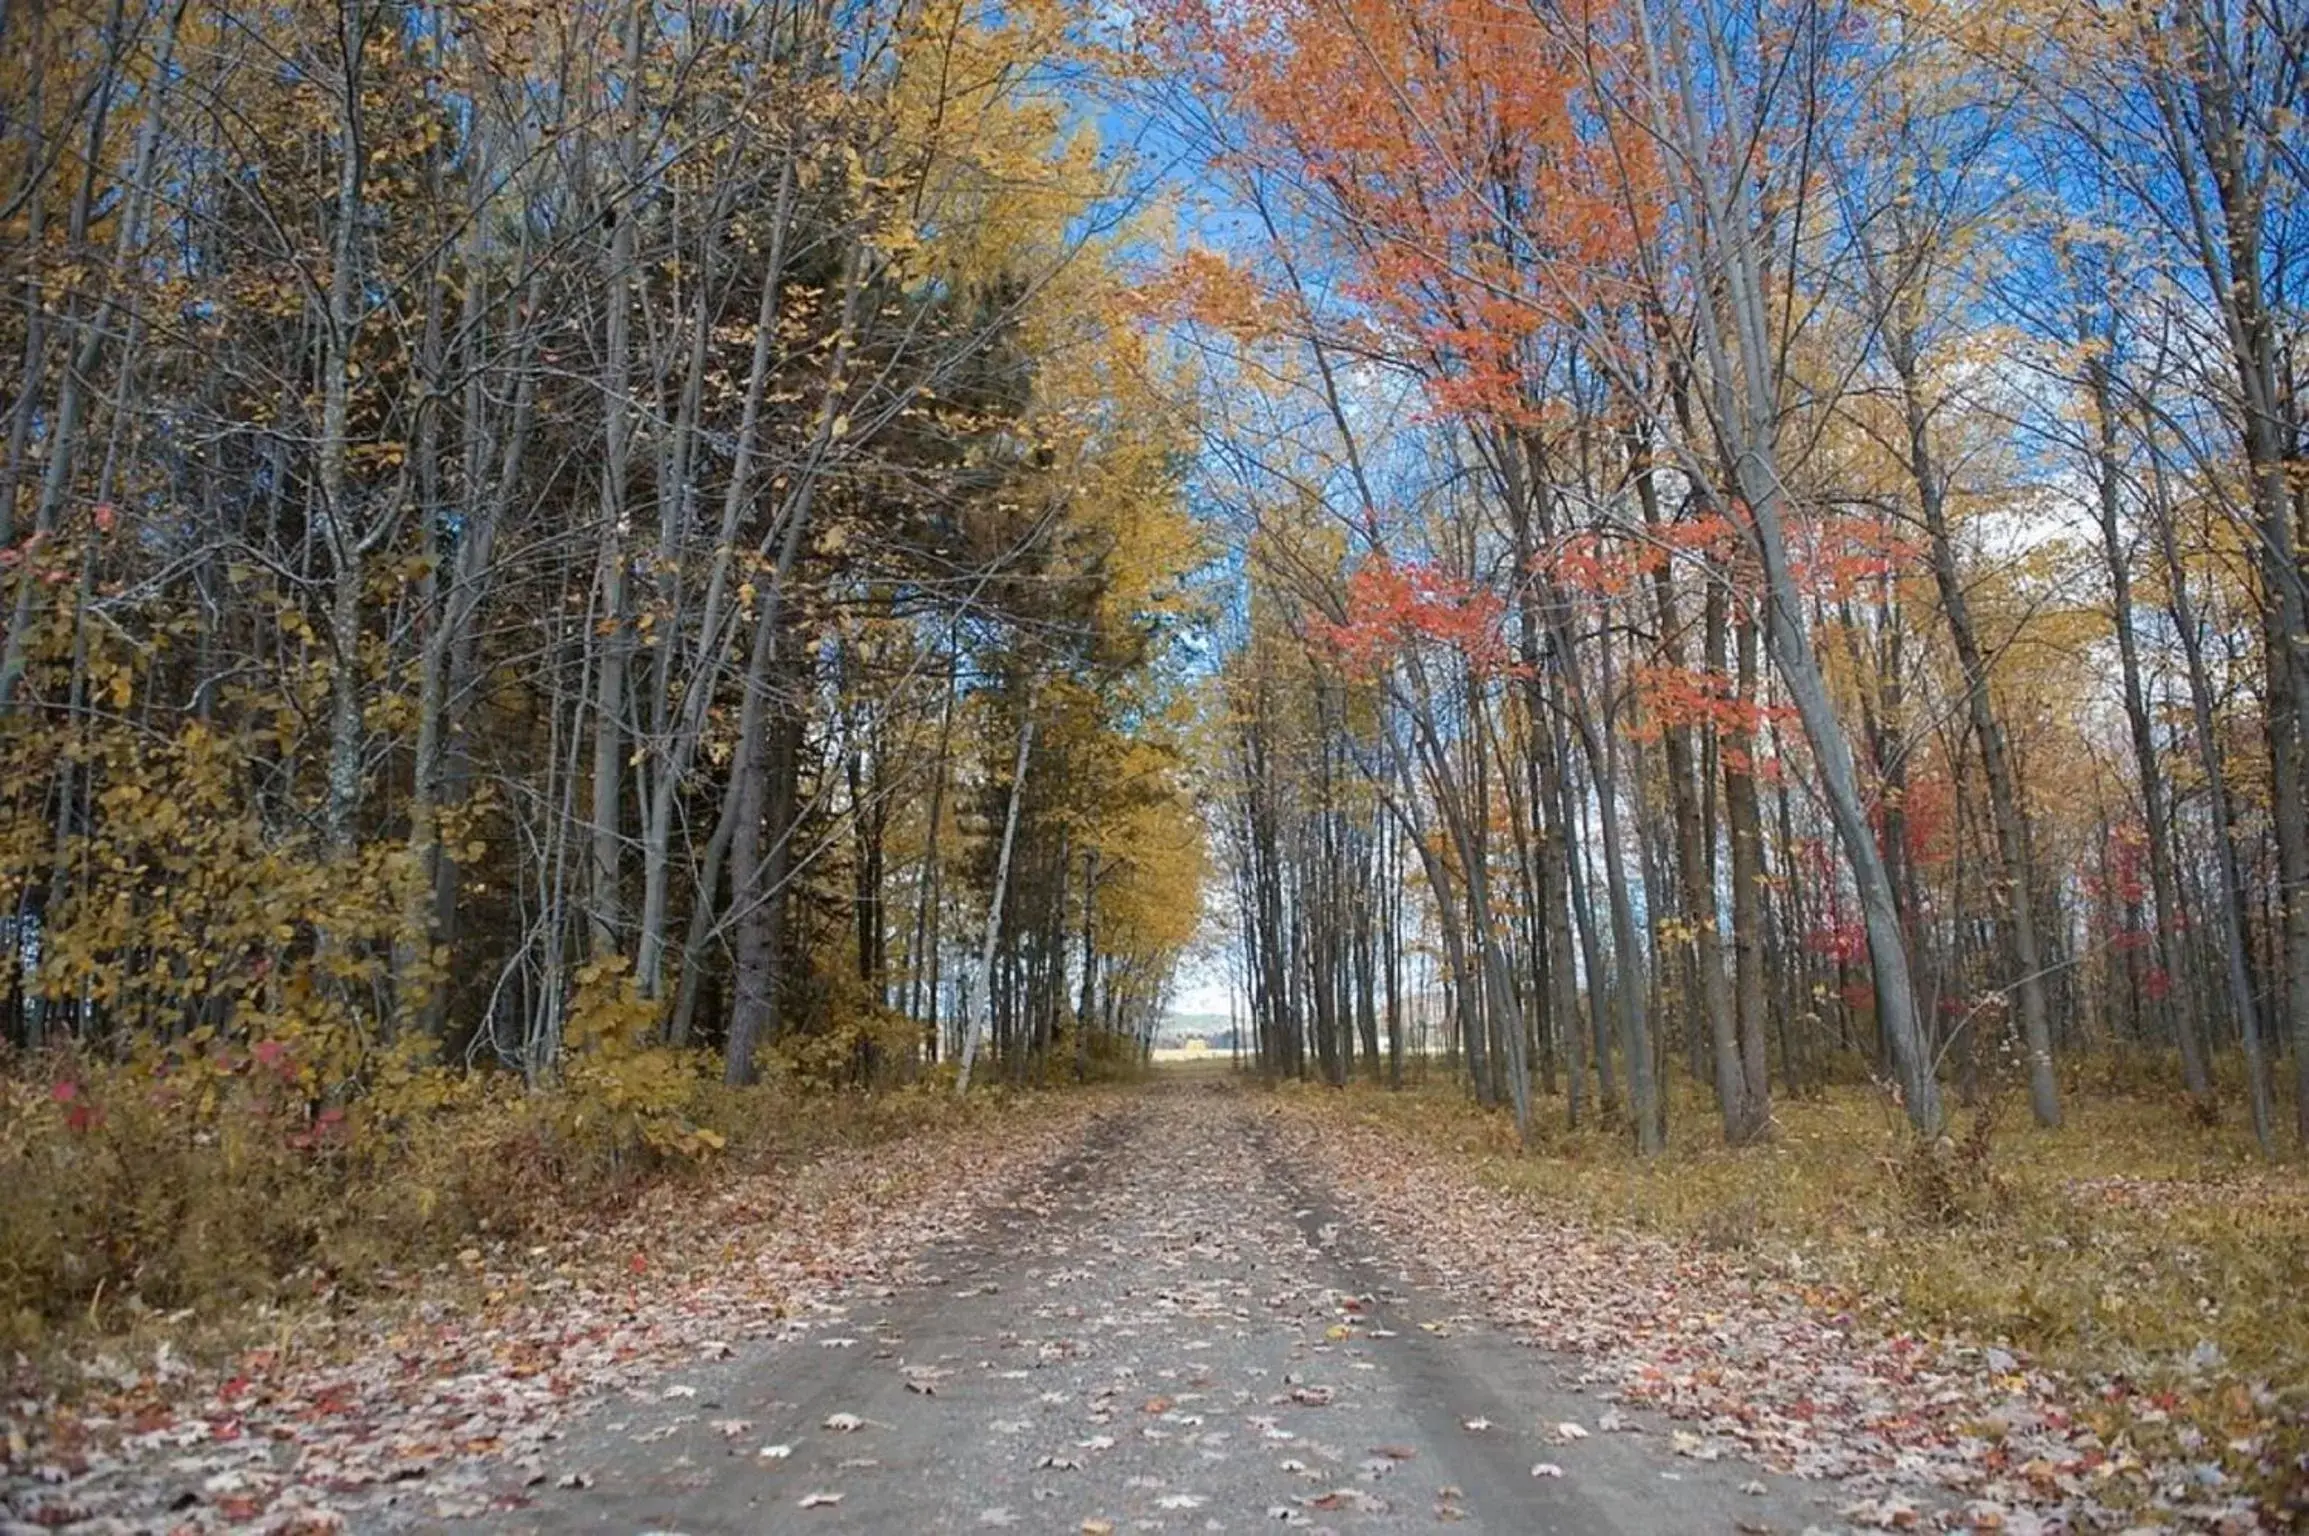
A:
467,1083,1824,1534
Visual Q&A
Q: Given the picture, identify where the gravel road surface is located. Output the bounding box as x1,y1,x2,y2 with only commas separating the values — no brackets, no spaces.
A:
466,1083,1828,1534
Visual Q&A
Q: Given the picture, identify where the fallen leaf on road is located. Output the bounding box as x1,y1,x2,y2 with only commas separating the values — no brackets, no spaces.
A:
1268,1101,2288,1531
0,1100,1108,1535
1670,1430,1722,1461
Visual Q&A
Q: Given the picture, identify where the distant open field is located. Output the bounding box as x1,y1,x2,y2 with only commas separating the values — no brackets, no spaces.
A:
1149,1040,1231,1065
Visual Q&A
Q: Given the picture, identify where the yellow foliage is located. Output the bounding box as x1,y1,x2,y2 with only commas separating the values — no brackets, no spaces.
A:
1094,790,1206,959
554,959,726,1165
1,704,415,1074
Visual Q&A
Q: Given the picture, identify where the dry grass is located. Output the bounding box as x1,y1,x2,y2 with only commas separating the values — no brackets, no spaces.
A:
1300,1065,2309,1512
0,1046,1050,1382
1305,1070,2309,1402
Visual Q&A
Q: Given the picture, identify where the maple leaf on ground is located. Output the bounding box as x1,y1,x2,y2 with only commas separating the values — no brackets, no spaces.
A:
1262,1099,2276,1532
0,1102,1108,1535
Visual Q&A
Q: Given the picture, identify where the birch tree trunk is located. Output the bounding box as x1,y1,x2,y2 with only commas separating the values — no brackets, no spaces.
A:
956,701,1036,1095
587,1,648,961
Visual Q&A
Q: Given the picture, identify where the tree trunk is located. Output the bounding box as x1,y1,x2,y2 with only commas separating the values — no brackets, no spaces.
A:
2143,0,2305,1146
634,156,799,997
1723,600,1773,1133
2087,352,2211,1102
956,699,1036,1096
1643,460,1748,1142
1633,0,1943,1135
1894,339,2061,1126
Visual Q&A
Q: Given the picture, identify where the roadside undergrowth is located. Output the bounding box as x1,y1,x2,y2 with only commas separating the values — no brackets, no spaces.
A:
3,1087,1114,1530
1280,1071,2309,1519
0,1020,1087,1392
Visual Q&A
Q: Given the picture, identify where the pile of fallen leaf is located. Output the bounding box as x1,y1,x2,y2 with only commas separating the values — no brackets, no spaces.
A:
0,1095,1110,1533
2059,1171,2309,1220
1264,1099,2297,1533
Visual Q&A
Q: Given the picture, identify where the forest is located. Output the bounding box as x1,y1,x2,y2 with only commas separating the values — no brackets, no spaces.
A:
1171,0,2309,1158
2,0,2308,1524
0,0,1209,1340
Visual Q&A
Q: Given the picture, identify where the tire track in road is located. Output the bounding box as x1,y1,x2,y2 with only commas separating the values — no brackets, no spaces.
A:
469,1081,1827,1534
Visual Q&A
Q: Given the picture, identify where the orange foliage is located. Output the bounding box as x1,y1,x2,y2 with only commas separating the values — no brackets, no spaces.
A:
1132,246,1275,341
1317,555,1511,678
1166,0,1661,426
1787,510,1926,601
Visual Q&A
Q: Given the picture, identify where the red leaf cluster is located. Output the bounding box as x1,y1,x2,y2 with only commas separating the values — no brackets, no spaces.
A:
1318,556,1510,678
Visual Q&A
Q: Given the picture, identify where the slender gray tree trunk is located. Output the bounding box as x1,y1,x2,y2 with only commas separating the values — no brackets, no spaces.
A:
2086,352,2210,1103
956,701,1036,1096
1895,344,2061,1127
587,1,649,961
1633,0,1943,1133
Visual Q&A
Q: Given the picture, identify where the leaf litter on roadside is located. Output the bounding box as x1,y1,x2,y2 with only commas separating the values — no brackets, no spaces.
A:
0,1101,1108,1533
1267,1100,2280,1532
